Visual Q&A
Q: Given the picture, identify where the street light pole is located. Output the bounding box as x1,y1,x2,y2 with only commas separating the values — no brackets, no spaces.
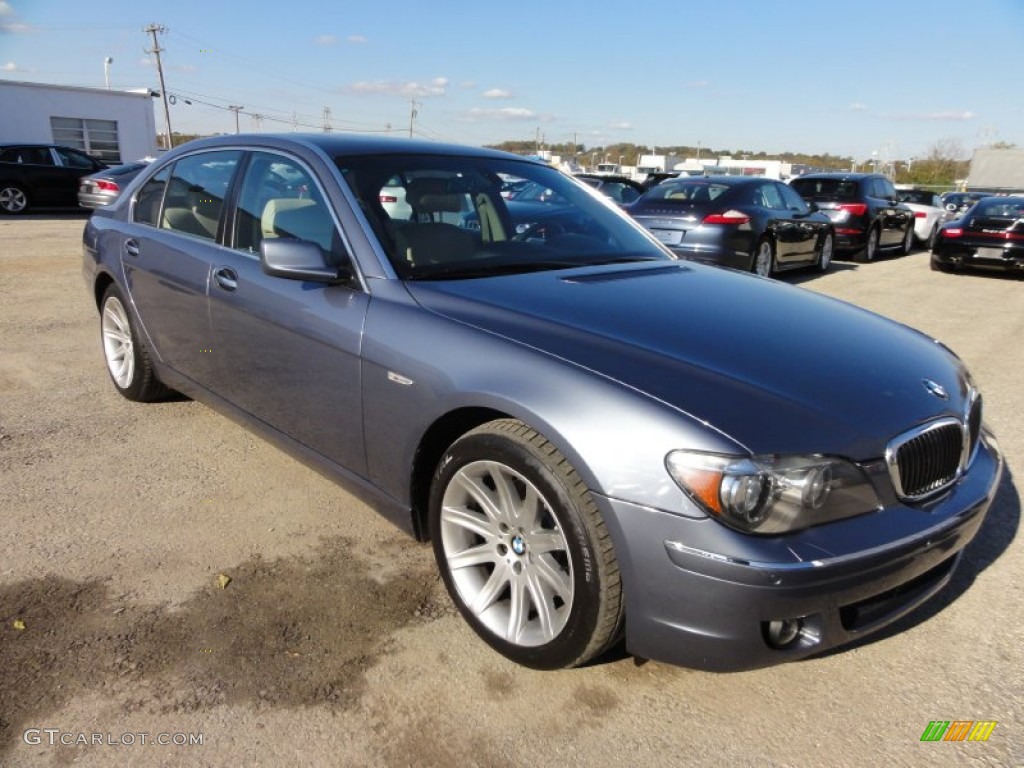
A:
103,57,113,89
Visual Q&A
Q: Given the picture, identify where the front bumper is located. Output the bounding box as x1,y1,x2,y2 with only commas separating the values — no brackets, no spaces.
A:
596,430,1003,671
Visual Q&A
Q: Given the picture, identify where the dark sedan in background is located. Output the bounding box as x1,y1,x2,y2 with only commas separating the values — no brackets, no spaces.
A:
626,175,835,276
790,173,914,262
82,134,1002,673
0,143,107,214
931,195,1024,273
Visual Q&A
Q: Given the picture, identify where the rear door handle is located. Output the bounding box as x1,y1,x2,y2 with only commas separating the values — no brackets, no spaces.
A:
124,239,140,257
214,267,238,292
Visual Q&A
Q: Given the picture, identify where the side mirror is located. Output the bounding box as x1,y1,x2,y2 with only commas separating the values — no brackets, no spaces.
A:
806,201,819,213
260,238,352,284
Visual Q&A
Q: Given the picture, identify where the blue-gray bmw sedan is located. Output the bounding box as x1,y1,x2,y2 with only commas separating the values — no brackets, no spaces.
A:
83,135,1003,671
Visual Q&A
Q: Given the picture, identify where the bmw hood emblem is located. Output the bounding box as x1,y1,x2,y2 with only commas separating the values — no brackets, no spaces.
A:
922,379,949,400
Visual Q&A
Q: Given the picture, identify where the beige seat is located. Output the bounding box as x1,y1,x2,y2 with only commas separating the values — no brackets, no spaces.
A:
261,198,317,240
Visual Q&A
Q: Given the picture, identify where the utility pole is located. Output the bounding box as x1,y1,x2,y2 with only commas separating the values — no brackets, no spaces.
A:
322,106,332,133
408,100,419,138
143,24,173,150
228,105,243,134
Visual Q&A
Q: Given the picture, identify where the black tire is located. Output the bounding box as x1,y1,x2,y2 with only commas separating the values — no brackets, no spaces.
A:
930,255,953,273
99,284,169,402
898,221,914,255
0,183,29,215
818,232,834,272
926,224,939,252
429,418,623,669
751,238,775,277
858,226,880,263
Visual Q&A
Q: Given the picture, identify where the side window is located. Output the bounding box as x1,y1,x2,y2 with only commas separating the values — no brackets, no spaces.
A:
759,183,785,210
134,166,171,227
233,151,342,263
877,179,897,199
778,183,809,213
19,147,55,166
160,151,241,241
54,147,97,169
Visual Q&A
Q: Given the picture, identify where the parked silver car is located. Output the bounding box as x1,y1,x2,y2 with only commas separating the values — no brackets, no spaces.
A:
83,135,1003,671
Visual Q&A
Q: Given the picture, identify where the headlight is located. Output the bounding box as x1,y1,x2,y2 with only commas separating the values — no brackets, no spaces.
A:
665,451,881,534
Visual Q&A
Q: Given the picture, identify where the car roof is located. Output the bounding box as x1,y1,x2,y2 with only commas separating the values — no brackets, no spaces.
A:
169,133,524,162
794,172,876,181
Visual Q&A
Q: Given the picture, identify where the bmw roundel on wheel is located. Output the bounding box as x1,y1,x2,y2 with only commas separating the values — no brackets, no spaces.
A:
83,134,1003,671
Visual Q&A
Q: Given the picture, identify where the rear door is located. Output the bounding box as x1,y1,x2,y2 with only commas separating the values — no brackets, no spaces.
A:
871,177,911,246
52,147,105,205
121,149,242,383
773,182,822,265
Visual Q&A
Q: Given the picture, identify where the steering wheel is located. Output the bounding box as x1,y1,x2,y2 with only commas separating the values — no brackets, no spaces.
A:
512,220,567,242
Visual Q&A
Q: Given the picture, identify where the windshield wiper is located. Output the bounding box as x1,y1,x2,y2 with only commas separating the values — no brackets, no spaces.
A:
408,260,584,281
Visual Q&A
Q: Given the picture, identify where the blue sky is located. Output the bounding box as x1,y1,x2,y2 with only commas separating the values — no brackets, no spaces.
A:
1,0,1022,162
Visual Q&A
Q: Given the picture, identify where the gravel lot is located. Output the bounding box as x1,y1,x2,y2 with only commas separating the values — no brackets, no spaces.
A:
1,215,1021,767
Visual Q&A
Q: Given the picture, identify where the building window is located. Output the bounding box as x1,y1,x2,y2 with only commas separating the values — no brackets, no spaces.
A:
49,116,121,163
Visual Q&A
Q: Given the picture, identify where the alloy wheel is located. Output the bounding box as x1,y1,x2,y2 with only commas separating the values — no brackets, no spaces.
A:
439,459,574,647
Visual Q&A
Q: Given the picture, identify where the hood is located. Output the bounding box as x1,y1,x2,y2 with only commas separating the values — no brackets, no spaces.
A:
406,262,971,460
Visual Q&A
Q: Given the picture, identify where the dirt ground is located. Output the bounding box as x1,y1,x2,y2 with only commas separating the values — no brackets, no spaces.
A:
1,215,1021,767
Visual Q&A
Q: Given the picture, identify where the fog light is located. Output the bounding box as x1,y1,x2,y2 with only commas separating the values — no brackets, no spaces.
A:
766,618,803,649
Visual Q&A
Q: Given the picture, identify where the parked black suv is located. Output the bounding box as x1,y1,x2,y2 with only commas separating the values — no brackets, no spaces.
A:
790,173,914,261
0,143,108,214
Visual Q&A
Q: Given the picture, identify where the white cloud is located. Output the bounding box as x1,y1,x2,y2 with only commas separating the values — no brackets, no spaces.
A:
482,88,512,99
139,57,153,68
0,2,13,15
685,80,709,89
347,35,367,44
610,121,632,130
2,60,18,71
881,110,977,121
350,76,448,97
463,107,555,123
849,102,868,111
460,80,476,89
315,34,338,45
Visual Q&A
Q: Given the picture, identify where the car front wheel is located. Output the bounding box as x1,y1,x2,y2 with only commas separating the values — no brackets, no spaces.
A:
0,183,29,214
430,419,623,669
99,284,169,402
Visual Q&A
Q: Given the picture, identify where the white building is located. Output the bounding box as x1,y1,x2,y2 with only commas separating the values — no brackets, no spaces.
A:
0,80,158,164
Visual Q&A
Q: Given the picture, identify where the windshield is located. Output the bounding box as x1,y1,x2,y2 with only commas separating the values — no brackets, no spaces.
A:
897,190,936,206
640,180,731,204
790,178,860,201
335,154,670,279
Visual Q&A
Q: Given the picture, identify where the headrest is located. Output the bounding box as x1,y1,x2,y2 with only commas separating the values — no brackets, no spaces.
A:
416,193,465,214
405,178,450,210
261,198,316,237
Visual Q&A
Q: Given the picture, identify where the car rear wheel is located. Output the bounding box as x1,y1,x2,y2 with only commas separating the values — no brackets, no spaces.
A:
99,284,169,402
930,255,954,273
430,419,623,669
752,238,775,277
898,222,914,255
0,183,29,214
818,232,834,272
859,226,879,263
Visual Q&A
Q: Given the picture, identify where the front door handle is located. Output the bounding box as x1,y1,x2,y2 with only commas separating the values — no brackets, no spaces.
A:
124,239,140,257
214,267,238,292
